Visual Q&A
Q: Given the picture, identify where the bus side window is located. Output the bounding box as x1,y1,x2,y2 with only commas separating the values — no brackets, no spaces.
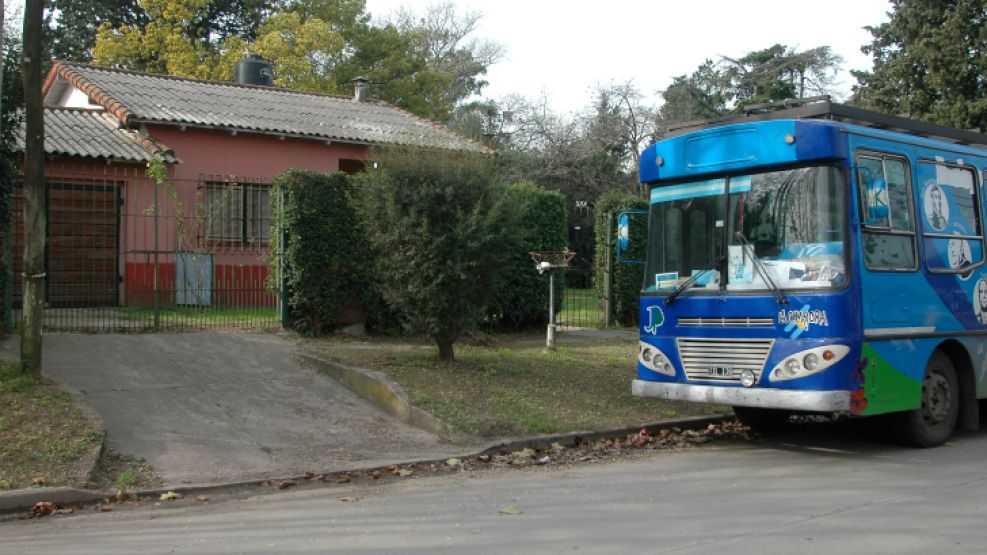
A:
918,161,984,273
858,154,917,270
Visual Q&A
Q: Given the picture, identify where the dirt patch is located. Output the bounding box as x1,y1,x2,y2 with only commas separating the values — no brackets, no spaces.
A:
0,364,104,491
89,450,162,492
311,332,726,438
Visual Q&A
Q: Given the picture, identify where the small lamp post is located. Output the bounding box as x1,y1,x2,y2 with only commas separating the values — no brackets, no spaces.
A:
530,250,575,350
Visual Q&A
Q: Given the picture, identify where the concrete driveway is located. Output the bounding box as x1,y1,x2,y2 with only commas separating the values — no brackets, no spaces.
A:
18,332,464,486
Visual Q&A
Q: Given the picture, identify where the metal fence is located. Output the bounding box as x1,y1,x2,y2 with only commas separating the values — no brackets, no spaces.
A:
556,266,606,330
9,162,281,332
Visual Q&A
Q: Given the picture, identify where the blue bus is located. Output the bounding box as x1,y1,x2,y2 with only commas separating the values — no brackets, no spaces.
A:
632,98,987,447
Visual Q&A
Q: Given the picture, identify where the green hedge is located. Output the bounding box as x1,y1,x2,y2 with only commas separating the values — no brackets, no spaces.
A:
353,146,518,361
594,191,647,327
270,170,375,335
0,45,22,335
487,182,567,329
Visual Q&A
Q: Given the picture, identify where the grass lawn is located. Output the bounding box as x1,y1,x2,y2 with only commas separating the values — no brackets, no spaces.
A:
114,306,280,328
0,363,104,491
311,332,725,438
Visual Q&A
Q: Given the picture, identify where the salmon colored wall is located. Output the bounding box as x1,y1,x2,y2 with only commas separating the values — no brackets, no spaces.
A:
34,128,368,308
146,124,369,181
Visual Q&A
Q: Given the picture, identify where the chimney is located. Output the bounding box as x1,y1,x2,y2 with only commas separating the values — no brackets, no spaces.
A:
353,76,369,102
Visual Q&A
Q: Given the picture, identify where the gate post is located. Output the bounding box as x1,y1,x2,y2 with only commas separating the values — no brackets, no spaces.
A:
278,189,290,329
152,177,161,329
4,221,11,334
604,212,614,328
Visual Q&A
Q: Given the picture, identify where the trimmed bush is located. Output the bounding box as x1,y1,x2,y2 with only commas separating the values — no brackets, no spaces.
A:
487,183,567,330
594,191,647,327
270,170,374,335
0,45,23,335
354,146,518,362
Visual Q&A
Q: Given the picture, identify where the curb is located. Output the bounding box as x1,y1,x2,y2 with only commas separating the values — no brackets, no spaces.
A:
295,352,474,444
0,413,734,516
0,487,111,512
475,414,732,455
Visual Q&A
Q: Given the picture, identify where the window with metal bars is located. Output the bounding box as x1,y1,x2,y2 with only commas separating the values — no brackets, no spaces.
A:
204,182,271,244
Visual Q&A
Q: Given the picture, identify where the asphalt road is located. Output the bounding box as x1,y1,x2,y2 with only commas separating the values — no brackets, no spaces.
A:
4,421,987,554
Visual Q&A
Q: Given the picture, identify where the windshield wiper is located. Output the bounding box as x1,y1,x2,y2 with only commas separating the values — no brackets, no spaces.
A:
734,232,788,305
665,254,725,306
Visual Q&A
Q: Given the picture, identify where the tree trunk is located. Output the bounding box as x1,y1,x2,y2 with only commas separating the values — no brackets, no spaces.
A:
1,0,5,115
435,336,455,363
21,0,46,378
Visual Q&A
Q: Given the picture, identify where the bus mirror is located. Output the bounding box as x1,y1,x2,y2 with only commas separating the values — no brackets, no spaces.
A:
616,210,647,265
864,178,889,224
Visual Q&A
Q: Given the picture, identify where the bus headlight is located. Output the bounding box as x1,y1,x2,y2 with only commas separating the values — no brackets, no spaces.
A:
785,358,801,375
772,345,850,382
803,353,820,371
638,341,675,376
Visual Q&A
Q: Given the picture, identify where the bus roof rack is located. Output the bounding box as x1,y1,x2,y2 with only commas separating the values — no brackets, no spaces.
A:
664,96,987,149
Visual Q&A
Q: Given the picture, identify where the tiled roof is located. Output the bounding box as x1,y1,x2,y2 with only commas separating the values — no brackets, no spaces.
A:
46,62,491,153
17,108,178,163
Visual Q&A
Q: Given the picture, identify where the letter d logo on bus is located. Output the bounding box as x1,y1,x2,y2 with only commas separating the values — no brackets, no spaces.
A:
644,306,665,335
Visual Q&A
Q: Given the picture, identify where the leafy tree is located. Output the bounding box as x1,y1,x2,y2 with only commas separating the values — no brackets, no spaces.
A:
354,147,518,362
331,21,453,119
250,11,343,91
852,0,987,131
92,0,243,78
93,0,344,88
393,2,504,115
89,0,500,120
658,59,728,130
720,44,843,109
284,0,366,34
45,0,148,62
656,45,841,136
46,0,272,63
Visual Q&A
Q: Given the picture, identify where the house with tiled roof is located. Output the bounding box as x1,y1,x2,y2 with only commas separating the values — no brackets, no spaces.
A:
16,60,487,316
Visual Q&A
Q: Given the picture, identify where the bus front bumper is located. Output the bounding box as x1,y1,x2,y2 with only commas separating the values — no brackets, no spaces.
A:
632,380,851,412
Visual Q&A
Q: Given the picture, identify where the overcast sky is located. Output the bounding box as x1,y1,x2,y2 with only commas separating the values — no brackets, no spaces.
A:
7,0,894,113
366,0,893,115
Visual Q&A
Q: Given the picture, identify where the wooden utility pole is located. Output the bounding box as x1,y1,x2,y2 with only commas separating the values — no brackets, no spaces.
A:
21,0,46,377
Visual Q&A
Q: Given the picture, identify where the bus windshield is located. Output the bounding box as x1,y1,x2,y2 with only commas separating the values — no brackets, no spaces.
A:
644,165,847,294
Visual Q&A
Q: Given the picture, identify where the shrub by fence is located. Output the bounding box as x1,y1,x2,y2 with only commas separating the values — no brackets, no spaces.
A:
0,51,22,334
354,146,517,361
487,182,567,330
594,191,647,327
270,170,374,335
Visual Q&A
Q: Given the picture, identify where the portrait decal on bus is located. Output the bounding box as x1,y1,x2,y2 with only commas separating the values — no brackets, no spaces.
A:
976,278,987,325
923,182,949,231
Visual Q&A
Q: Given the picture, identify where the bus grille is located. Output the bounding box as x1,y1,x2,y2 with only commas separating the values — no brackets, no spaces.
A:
678,316,774,328
676,337,775,383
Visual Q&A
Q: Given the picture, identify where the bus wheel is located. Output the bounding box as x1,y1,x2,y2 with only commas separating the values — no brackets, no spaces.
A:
732,406,791,430
896,352,958,448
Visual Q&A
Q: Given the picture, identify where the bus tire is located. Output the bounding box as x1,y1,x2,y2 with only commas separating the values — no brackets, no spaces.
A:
732,406,791,430
896,351,958,448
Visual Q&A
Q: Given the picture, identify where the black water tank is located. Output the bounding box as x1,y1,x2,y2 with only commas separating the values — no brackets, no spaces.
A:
234,55,274,86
